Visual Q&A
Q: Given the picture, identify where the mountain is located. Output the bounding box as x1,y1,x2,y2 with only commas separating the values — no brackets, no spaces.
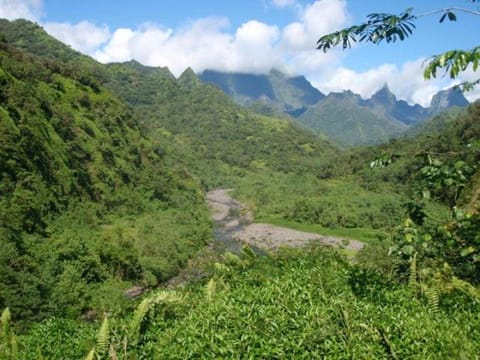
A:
199,69,325,116
366,84,469,125
366,84,429,125
200,70,470,146
295,84,470,146
297,91,408,146
429,87,470,113
105,61,337,185
403,107,466,138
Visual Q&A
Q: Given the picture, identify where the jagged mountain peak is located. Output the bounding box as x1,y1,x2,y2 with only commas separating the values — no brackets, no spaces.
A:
178,67,201,88
430,87,469,112
328,90,362,102
199,68,324,115
121,60,175,78
370,83,397,106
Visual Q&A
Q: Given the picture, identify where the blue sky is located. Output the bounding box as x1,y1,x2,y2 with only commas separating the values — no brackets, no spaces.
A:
1,0,478,105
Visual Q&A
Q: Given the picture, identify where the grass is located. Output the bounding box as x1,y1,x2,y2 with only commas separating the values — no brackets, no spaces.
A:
256,215,384,244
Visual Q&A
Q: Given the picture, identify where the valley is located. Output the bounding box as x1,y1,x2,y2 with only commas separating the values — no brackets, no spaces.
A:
207,188,363,253
0,17,479,359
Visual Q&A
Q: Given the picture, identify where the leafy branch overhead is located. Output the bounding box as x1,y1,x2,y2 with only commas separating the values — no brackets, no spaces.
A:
316,3,480,90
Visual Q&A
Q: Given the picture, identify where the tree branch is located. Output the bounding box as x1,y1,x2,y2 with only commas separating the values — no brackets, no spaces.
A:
417,7,480,18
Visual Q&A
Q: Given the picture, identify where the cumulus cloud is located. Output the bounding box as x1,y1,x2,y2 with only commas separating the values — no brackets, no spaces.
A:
282,0,349,51
0,0,42,21
43,21,110,54
90,0,349,77
93,18,282,76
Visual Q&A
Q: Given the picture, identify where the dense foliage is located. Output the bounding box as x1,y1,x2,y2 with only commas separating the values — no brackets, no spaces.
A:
6,248,480,359
0,31,211,324
103,63,338,188
1,17,479,359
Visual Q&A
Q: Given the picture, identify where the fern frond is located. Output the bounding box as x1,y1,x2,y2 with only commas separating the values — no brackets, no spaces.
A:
423,286,440,313
408,254,417,294
129,297,151,343
0,308,16,359
84,348,96,360
96,316,110,357
450,276,480,299
129,290,182,344
10,333,17,359
1,308,11,337
205,278,216,302
151,290,183,306
223,252,244,268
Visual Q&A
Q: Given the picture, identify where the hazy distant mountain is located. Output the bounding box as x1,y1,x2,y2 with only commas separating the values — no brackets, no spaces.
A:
297,91,408,146
429,87,470,113
366,84,429,125
200,70,470,146
199,69,325,116
297,85,469,146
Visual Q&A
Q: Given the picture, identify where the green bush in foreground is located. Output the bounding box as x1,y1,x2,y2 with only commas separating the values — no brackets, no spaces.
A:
10,247,479,359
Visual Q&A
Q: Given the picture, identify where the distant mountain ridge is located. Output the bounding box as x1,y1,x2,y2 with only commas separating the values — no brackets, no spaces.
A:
200,69,324,117
199,70,470,145
0,18,468,147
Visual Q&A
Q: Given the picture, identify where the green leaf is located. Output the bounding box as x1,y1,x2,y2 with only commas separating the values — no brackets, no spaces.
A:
460,246,477,257
447,11,457,21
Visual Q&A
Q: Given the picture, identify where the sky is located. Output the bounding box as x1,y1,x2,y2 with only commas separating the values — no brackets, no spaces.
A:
0,0,479,106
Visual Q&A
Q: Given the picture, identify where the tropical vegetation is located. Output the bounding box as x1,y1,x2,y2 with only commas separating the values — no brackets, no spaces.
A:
0,16,479,359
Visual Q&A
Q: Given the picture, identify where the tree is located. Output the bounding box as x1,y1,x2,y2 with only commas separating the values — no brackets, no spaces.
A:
316,2,480,91
316,3,480,285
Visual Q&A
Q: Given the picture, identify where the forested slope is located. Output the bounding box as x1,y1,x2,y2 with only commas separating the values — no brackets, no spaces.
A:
104,63,338,187
0,18,340,326
0,30,210,324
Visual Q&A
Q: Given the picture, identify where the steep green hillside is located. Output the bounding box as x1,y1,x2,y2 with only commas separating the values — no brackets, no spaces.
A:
0,32,210,323
403,107,465,138
0,19,338,185
104,62,338,187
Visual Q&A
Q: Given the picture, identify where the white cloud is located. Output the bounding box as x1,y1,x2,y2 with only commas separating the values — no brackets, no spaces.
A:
43,21,110,54
89,0,349,78
0,0,42,21
93,18,283,76
310,57,480,107
282,0,349,51
454,67,480,103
